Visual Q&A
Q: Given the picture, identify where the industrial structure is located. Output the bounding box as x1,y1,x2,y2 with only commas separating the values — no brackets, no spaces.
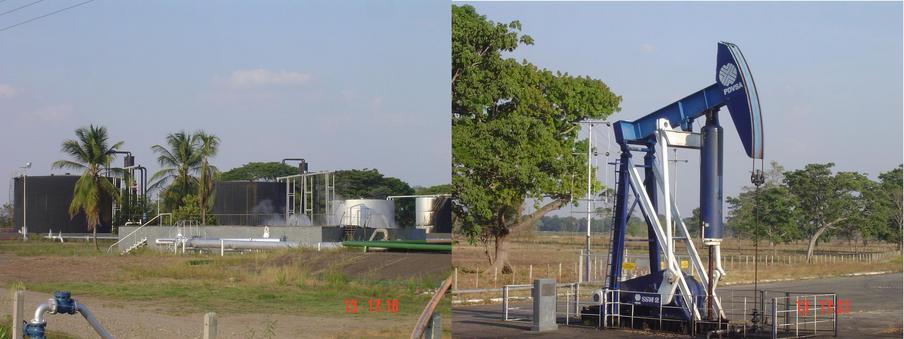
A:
12,175,113,234
578,42,791,337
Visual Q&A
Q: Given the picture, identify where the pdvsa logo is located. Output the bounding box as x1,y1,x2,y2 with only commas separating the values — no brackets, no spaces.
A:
719,63,744,95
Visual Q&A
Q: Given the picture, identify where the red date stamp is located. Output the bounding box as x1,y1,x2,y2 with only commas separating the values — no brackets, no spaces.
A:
344,299,399,314
796,298,850,314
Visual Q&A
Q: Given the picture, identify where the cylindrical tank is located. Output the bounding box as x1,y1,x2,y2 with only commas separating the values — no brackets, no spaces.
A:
700,114,724,242
416,196,452,233
333,199,397,228
212,181,286,225
13,175,113,234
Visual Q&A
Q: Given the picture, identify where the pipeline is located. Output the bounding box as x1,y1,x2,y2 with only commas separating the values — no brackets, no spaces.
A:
342,240,451,252
24,291,112,339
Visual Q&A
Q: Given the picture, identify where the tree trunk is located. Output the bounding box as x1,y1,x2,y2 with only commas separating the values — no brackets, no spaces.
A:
491,233,512,274
806,218,844,263
486,199,565,274
93,226,98,251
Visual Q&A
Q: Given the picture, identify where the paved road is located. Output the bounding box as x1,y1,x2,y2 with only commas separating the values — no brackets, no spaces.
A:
452,273,902,338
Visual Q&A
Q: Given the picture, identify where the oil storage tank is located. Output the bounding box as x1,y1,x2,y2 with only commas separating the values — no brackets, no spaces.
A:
212,181,286,225
416,196,452,233
13,175,113,234
333,199,397,228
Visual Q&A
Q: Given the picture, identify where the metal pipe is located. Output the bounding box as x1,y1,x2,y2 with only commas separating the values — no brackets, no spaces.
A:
189,239,299,250
32,302,52,324
76,303,113,339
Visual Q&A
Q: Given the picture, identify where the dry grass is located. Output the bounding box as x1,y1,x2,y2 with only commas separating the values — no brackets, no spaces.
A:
452,232,902,292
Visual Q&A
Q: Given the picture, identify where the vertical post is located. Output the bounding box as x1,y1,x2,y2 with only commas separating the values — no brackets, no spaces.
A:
585,123,593,284
784,292,791,332
558,263,562,280
833,293,838,337
424,313,441,339
220,239,224,256
503,285,509,321
578,250,584,283
475,270,479,289
13,290,24,339
529,265,533,282
204,312,217,339
453,267,458,291
771,298,778,339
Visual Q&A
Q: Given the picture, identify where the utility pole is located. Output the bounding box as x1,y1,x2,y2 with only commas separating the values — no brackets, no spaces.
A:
18,162,30,240
579,120,609,283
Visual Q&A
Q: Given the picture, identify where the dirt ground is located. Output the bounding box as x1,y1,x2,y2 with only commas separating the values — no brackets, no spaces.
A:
0,250,451,338
0,287,411,338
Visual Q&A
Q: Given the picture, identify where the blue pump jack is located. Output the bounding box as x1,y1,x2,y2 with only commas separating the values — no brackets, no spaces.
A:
587,42,764,331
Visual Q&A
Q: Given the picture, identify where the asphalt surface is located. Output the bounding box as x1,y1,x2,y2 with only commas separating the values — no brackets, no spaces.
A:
452,273,903,338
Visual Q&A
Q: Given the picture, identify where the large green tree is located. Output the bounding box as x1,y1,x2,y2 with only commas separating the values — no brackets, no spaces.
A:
726,184,802,253
452,5,621,272
334,169,416,226
51,125,122,250
783,163,870,262
219,162,297,181
867,165,903,252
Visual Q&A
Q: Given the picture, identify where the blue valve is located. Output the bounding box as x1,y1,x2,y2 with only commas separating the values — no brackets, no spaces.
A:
53,291,77,315
23,321,46,339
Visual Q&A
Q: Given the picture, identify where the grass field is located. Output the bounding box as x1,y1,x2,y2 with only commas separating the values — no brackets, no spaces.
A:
0,239,452,338
452,232,902,293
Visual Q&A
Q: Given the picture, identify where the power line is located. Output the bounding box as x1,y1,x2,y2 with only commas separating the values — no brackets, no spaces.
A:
0,0,94,33
0,0,46,17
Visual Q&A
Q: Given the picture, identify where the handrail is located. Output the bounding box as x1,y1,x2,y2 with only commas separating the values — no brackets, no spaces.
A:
106,213,172,253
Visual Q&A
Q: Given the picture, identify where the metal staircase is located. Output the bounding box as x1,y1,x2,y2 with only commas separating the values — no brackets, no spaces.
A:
121,237,148,255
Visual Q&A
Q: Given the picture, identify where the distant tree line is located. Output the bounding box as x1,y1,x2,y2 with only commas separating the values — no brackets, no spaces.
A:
533,162,903,262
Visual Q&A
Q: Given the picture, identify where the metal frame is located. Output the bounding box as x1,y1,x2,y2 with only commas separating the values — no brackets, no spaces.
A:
277,170,335,225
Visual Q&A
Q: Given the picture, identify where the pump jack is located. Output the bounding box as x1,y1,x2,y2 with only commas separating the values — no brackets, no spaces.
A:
584,42,764,333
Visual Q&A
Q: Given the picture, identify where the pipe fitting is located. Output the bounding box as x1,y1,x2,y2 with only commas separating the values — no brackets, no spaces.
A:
23,321,46,339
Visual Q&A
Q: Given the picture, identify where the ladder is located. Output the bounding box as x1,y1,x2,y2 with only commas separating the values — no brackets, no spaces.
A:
121,237,148,255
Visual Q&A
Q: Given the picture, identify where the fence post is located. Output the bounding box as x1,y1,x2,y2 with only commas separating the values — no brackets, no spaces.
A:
529,265,533,282
454,267,458,291
559,263,562,280
476,270,479,289
494,267,498,288
204,312,217,339
771,298,778,339
13,290,24,339
503,285,509,321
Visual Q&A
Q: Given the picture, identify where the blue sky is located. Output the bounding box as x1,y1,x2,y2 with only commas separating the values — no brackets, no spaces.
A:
461,1,903,217
1,0,450,203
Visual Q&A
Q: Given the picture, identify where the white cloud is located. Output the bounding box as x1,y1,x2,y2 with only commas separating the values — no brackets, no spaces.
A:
224,69,313,88
640,43,656,53
0,84,18,98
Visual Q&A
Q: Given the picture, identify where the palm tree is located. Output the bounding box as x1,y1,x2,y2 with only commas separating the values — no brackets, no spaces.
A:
150,131,201,210
193,131,219,224
51,125,123,250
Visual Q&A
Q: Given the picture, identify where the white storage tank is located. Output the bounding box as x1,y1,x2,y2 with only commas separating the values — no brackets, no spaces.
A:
416,197,437,227
333,199,397,228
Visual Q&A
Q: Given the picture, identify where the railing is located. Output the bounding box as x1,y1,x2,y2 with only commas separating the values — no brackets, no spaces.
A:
461,281,838,338
772,293,838,338
106,213,172,253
